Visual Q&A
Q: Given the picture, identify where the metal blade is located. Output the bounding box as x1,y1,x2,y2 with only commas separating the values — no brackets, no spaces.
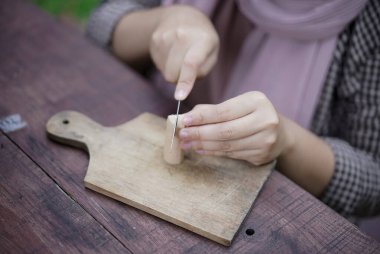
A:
170,100,181,149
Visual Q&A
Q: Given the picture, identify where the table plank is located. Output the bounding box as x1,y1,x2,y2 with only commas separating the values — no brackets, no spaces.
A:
0,0,379,253
0,133,130,253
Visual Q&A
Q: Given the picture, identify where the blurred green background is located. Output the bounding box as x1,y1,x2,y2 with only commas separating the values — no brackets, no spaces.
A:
32,0,101,28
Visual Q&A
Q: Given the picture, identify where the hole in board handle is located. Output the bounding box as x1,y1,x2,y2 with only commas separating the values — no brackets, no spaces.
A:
62,119,69,125
246,228,255,236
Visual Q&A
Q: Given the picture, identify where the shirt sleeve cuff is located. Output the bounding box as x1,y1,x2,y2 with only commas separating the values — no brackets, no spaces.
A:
86,1,144,47
319,137,380,217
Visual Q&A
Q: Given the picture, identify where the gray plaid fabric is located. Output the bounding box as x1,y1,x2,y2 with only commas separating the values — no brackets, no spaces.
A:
86,0,160,47
86,0,380,218
312,0,380,217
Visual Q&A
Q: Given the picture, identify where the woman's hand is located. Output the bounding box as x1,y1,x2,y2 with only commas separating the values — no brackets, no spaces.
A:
112,5,219,100
150,5,219,100
179,91,335,196
179,92,294,166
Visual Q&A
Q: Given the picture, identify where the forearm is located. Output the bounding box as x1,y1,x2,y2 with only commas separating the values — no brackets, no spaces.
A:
277,116,335,197
112,8,163,63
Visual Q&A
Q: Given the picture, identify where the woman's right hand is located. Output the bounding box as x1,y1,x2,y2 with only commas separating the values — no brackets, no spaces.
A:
150,5,219,100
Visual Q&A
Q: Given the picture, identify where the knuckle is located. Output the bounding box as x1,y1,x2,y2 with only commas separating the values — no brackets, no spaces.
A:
193,113,204,125
254,91,267,99
246,91,267,102
175,28,187,41
269,114,280,127
198,113,205,124
193,104,204,111
184,56,201,69
245,91,257,98
255,151,268,163
178,78,192,88
194,128,202,140
215,105,230,122
161,31,172,44
264,135,276,148
265,116,280,132
193,105,206,122
218,126,234,140
151,31,160,44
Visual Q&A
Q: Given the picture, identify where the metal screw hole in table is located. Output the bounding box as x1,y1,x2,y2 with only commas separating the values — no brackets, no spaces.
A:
245,228,255,236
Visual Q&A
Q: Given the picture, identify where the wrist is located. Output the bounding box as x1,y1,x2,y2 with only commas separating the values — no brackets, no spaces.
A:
275,115,335,196
278,115,296,159
112,7,164,61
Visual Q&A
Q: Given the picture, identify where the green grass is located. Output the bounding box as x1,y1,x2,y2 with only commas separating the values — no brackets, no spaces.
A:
32,0,101,21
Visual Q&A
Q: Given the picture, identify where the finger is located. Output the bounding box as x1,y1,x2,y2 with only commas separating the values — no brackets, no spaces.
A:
198,149,272,165
163,29,191,83
175,39,215,100
163,41,188,83
182,92,258,126
198,149,262,160
182,131,269,151
179,113,267,141
150,31,173,73
150,43,166,72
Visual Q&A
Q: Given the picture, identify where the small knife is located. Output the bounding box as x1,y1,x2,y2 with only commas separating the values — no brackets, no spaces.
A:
170,100,181,149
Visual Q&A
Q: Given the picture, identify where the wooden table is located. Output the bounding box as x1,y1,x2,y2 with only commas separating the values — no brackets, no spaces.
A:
1,0,379,253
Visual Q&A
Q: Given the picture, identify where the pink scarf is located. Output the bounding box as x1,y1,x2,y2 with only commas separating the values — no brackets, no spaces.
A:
155,0,367,128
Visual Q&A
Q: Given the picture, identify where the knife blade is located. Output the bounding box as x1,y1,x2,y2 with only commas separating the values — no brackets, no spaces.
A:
170,100,181,149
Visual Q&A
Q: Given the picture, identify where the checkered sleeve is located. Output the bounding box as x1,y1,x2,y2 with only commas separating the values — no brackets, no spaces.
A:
319,49,380,217
86,0,160,47
320,138,380,217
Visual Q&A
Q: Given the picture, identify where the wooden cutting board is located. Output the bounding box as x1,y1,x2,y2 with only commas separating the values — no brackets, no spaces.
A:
46,111,273,246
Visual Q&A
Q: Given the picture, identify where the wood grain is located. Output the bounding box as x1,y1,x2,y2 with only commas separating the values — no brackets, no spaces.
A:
0,0,379,252
46,111,272,246
164,114,184,164
0,133,130,253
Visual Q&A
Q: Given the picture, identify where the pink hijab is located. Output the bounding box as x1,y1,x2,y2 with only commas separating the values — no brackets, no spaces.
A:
155,0,367,128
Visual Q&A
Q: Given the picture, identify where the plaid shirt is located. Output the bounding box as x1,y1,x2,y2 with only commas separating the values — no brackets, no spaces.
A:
312,0,380,217
87,0,380,218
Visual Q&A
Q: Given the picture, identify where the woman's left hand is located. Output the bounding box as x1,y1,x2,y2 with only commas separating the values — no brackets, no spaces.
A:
179,91,294,166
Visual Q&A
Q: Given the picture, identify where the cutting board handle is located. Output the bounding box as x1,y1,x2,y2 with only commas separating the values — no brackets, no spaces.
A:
46,111,103,151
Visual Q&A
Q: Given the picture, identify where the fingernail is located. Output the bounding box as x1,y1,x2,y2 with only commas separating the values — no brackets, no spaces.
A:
181,142,192,150
175,89,186,100
179,129,189,138
183,116,192,126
